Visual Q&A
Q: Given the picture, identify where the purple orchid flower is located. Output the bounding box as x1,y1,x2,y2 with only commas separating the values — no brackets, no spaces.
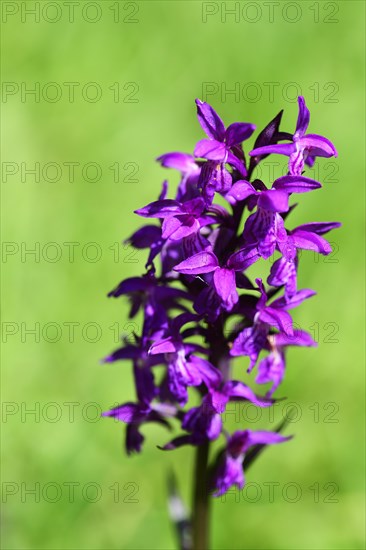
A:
268,221,341,298
108,274,190,340
148,313,220,406
194,99,255,171
134,196,224,259
161,380,273,450
103,401,175,455
249,96,337,176
213,430,291,496
173,247,260,312
103,342,160,405
256,330,317,397
157,152,201,202
226,174,322,259
194,100,255,204
135,198,206,241
230,279,312,371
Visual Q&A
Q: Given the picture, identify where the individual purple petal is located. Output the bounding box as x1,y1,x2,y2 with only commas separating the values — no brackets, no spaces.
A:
161,216,185,240
249,142,295,158
108,276,152,298
267,256,297,298
295,96,310,137
206,413,223,440
291,230,332,255
198,161,232,204
300,134,337,157
135,199,183,218
246,430,292,448
272,175,322,193
257,190,289,213
145,239,164,269
230,324,268,371
305,154,316,168
258,306,293,335
184,197,206,216
210,390,229,414
103,345,141,363
183,232,212,258
149,337,178,355
161,215,200,240
271,288,316,310
195,99,226,141
167,361,197,406
193,285,222,322
275,330,317,348
171,311,202,333
227,246,261,271
126,425,145,455
199,214,218,228
223,380,272,407
226,430,250,455
102,402,145,423
188,355,223,389
211,163,233,194
225,122,256,147
159,435,195,451
134,364,157,404
126,225,161,249
174,251,219,275
165,368,189,406
173,354,202,388
256,353,285,397
194,139,227,161
294,221,341,235
213,456,244,496
225,180,256,204
226,151,247,176
183,398,222,440
278,236,297,260
255,277,268,309
157,152,199,173
213,267,239,309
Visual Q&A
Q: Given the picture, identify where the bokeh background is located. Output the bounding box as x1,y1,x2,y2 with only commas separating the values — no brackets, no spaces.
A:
2,1,365,548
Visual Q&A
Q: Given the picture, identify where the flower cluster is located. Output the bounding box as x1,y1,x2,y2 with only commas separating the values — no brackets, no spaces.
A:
103,97,340,496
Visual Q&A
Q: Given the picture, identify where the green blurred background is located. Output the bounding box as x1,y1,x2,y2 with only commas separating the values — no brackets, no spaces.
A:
1,1,365,548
